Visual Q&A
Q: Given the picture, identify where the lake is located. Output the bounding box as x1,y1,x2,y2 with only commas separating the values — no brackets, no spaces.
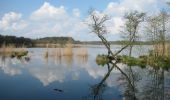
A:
0,45,169,100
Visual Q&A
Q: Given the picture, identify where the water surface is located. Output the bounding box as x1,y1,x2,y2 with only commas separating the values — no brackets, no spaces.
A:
0,45,169,100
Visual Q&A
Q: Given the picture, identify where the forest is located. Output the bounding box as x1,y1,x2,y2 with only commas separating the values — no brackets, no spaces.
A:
0,35,33,47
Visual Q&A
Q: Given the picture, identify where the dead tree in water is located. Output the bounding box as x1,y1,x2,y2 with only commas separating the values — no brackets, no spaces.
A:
87,10,138,100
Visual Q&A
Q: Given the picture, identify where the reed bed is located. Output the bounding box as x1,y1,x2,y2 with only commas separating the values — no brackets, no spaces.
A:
44,51,49,58
53,48,62,64
0,44,15,54
153,43,170,57
42,42,89,65
74,47,88,64
165,43,170,57
0,44,28,58
63,42,73,56
76,47,88,57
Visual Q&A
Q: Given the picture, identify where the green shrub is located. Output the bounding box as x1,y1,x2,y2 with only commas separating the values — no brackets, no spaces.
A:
96,54,109,66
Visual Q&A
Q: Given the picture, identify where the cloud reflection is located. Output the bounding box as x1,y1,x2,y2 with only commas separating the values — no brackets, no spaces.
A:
0,57,21,76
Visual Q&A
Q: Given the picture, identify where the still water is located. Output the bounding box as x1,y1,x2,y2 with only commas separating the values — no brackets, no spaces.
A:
0,45,169,100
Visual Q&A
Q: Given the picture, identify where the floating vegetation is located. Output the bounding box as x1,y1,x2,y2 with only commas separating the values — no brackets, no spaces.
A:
96,55,109,66
96,53,170,69
147,55,170,70
120,55,147,68
11,51,29,59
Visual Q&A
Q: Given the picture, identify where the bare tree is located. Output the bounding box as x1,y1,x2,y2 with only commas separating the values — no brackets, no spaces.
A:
121,11,145,56
159,10,169,56
88,10,132,59
87,10,137,100
119,11,145,100
146,10,169,57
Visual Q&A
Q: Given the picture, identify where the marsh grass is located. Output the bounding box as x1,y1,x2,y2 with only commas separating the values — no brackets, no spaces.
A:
75,47,88,64
165,43,170,57
76,55,88,64
62,55,73,66
118,43,170,69
43,44,49,63
53,48,62,64
44,51,49,58
76,47,88,57
0,43,28,58
63,42,73,56
43,42,73,65
62,41,73,65
153,43,170,57
42,41,89,65
0,44,15,55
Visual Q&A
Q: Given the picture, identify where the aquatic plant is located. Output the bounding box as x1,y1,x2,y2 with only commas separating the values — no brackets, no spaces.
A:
63,41,73,56
0,43,29,58
76,47,88,57
44,50,49,58
96,55,109,66
11,51,29,58
118,54,170,69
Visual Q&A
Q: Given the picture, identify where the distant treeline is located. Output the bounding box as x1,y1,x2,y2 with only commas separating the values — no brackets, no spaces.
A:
33,37,81,47
0,35,81,47
82,41,155,45
34,37,80,44
0,35,33,47
1,34,169,47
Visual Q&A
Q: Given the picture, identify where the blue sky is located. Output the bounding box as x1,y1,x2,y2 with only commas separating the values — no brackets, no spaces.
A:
0,0,116,18
0,0,169,41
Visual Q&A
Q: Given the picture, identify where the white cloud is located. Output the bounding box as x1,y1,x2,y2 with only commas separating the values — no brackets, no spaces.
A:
102,0,167,35
104,0,165,16
30,2,67,21
0,0,168,40
24,2,92,40
73,8,80,17
29,66,66,86
106,17,124,35
0,12,27,31
0,58,22,76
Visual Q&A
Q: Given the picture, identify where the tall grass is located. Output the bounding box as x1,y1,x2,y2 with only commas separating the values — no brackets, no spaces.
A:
62,41,73,65
0,43,15,54
165,43,170,57
75,47,88,64
42,41,89,65
76,47,88,57
0,43,28,58
53,48,62,64
44,44,49,63
153,43,170,57
63,41,73,56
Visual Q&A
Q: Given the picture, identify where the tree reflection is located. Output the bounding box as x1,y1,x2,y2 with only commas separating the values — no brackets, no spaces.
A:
85,58,139,100
90,64,114,100
141,68,170,100
88,60,170,100
120,67,140,100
